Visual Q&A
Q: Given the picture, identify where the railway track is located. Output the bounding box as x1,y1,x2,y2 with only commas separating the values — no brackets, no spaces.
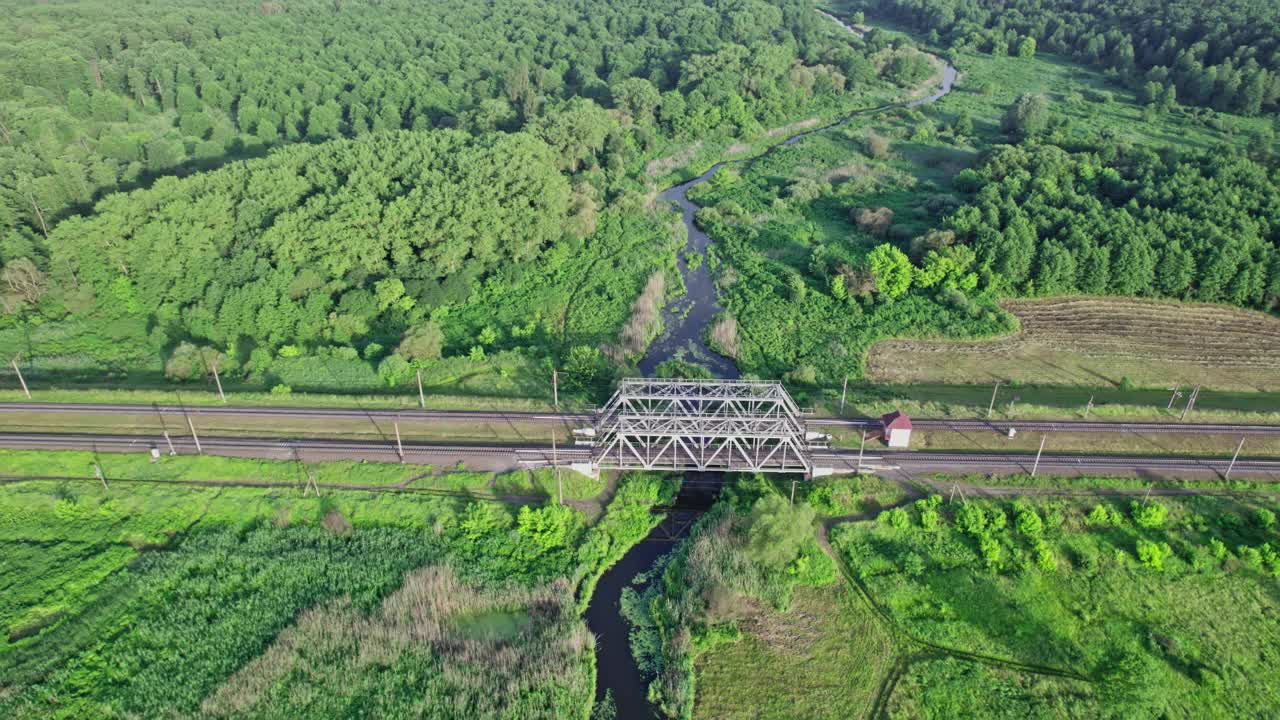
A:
3,432,1278,478
3,402,1277,435
0,431,586,466
812,417,1280,435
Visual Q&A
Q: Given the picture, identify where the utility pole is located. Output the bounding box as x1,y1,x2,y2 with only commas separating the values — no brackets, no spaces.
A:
11,355,30,399
1179,384,1200,422
857,429,867,472
839,375,848,414
552,370,559,410
1083,394,1094,419
790,479,797,506
211,362,225,403
987,381,1000,419
1167,384,1179,410
1031,434,1046,477
1225,436,1245,480
186,415,202,454
394,420,404,463
416,369,425,408
551,432,562,505
162,431,177,456
94,462,108,490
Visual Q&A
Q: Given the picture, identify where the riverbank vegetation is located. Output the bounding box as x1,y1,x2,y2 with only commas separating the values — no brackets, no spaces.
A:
0,466,677,717
630,475,1280,718
622,475,838,719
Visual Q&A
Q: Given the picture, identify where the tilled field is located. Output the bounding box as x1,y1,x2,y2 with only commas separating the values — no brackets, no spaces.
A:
867,297,1280,391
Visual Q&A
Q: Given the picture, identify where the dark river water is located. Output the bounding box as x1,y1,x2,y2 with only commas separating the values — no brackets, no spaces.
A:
595,13,958,719
584,476,727,719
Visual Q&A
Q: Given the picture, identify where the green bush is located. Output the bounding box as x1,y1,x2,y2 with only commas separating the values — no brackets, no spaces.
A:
1253,508,1276,529
1131,501,1168,529
1136,538,1172,570
881,507,911,530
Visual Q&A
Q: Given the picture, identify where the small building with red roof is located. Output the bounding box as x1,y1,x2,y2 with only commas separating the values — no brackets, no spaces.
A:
881,411,913,448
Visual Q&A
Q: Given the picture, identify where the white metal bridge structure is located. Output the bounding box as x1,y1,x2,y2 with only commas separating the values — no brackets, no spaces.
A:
572,379,833,478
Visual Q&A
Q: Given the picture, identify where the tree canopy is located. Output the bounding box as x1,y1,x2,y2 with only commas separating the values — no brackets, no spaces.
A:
47,130,570,352
862,0,1280,115
0,0,885,245
946,143,1280,307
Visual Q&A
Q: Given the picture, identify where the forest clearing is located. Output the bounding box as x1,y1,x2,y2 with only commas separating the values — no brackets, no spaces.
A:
867,297,1280,391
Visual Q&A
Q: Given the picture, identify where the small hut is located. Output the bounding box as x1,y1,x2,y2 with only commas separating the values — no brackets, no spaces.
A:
881,411,913,448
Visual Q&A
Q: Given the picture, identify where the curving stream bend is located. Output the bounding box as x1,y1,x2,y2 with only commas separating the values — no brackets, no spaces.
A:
595,12,958,720
637,11,956,383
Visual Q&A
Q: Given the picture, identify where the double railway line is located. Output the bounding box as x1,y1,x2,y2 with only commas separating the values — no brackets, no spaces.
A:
4,431,1278,480
4,402,1277,436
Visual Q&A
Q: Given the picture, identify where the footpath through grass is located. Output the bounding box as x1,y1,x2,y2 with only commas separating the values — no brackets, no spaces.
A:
0,461,677,718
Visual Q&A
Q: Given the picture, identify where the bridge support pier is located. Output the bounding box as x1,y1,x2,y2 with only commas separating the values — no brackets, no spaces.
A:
569,462,599,480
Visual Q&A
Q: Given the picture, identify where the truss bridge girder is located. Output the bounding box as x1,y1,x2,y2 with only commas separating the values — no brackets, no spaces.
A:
590,379,819,476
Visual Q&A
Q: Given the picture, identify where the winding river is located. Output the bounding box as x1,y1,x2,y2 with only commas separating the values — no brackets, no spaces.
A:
596,11,958,719
636,11,957,384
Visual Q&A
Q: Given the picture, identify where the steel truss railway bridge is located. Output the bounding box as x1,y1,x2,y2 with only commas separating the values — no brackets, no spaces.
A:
571,379,835,478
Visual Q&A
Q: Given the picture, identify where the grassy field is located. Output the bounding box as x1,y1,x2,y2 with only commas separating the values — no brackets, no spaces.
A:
692,583,894,719
886,658,1096,718
911,472,1280,495
0,467,675,717
831,492,1280,717
868,297,1280,392
624,472,1280,718
0,449,603,500
801,382,1280,425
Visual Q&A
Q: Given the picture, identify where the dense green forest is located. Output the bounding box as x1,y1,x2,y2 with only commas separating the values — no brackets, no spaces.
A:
949,143,1280,305
3,0,1279,396
859,0,1280,114
2,0,948,393
0,0,893,242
